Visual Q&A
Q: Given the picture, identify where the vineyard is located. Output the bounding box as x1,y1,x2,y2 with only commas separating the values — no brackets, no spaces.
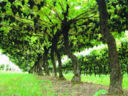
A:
0,0,128,96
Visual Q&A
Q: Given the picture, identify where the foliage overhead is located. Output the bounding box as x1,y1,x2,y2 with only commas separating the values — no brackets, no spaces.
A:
0,0,128,72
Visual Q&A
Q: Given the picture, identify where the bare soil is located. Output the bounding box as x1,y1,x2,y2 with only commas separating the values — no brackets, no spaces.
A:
40,76,128,96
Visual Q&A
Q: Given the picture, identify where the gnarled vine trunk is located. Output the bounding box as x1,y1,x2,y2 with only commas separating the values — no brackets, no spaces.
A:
37,55,44,75
29,54,43,75
51,48,57,77
96,0,123,95
43,47,50,76
51,30,62,77
55,49,65,79
59,3,81,82
62,22,81,82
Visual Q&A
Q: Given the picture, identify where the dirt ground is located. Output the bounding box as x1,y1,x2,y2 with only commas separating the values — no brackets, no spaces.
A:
40,76,128,96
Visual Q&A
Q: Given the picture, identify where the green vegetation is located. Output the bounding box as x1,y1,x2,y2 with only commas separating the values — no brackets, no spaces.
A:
0,73,128,96
63,33,128,75
0,0,128,95
64,73,128,89
94,89,108,96
0,73,54,96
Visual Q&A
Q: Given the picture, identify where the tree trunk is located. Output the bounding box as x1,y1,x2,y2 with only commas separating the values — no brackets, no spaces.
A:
36,54,43,75
96,0,123,95
37,63,43,75
44,54,50,76
43,47,50,76
60,3,80,82
29,62,37,74
50,30,61,77
62,25,81,82
29,56,43,76
55,49,65,79
51,48,57,77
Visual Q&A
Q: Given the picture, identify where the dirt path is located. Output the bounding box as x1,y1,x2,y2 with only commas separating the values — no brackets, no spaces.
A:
40,76,128,96
40,76,108,96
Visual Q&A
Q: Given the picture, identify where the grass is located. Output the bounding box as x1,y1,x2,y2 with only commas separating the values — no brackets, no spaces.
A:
64,73,128,89
0,72,128,96
0,72,54,96
93,89,108,96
